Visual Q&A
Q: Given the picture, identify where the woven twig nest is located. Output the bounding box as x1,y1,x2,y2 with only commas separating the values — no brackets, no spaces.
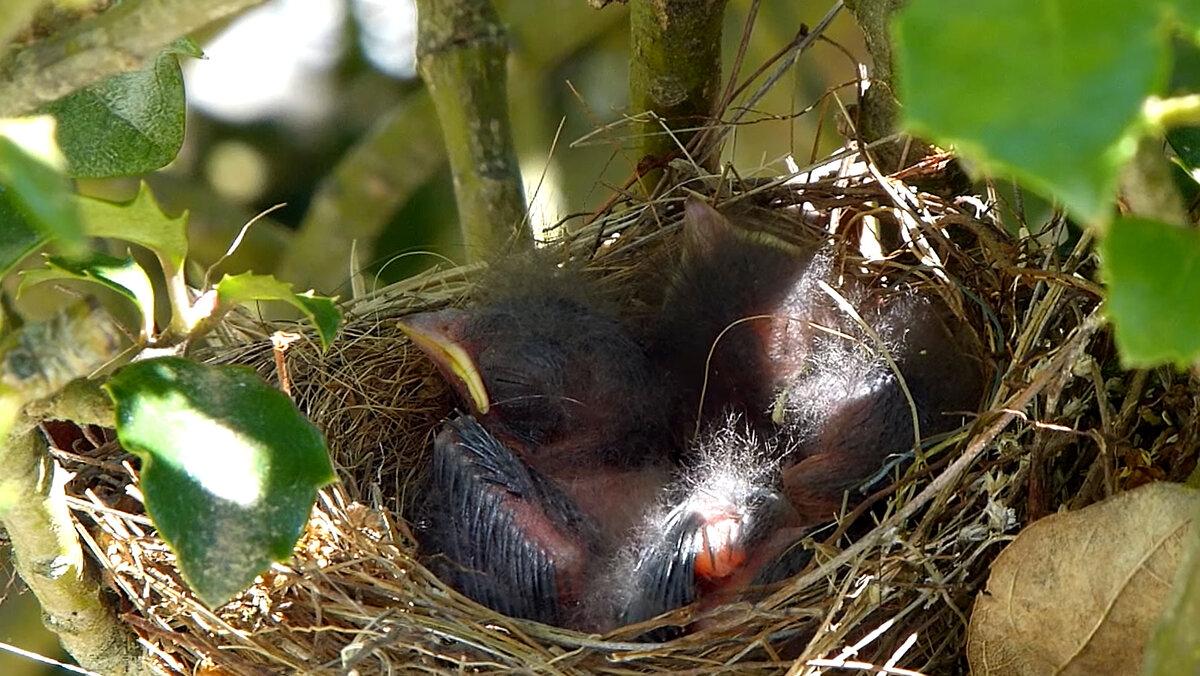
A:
53,149,1197,675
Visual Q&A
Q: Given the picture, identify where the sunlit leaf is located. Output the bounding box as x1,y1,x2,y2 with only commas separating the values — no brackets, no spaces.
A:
45,39,201,178
0,117,82,261
0,187,47,277
19,251,155,339
214,273,341,350
1101,216,1200,366
895,0,1170,224
76,182,188,272
104,357,335,608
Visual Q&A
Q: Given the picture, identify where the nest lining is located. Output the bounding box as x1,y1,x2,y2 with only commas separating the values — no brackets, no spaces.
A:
49,150,1198,676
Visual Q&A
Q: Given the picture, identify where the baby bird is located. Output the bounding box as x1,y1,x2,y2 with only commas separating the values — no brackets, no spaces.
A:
658,196,984,522
616,197,986,625
420,415,602,627
401,262,676,628
775,289,985,523
649,197,824,430
613,419,810,628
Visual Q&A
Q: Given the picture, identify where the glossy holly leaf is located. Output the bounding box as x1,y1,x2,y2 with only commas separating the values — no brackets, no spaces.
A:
1101,217,1200,367
894,0,1169,224
76,182,188,273
18,251,155,339
0,117,82,267
44,39,201,178
214,273,341,350
104,357,335,608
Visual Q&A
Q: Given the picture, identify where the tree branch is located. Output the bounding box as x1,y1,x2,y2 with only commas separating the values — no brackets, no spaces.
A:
843,0,908,169
629,0,728,184
0,0,269,117
416,0,530,259
0,303,147,674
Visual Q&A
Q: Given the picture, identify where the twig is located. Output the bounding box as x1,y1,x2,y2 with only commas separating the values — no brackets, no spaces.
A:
415,0,530,259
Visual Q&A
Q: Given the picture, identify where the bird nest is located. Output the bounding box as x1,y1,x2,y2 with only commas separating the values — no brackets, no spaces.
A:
53,148,1197,675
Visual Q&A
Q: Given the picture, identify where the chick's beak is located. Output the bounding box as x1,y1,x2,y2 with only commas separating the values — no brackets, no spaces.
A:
398,310,491,414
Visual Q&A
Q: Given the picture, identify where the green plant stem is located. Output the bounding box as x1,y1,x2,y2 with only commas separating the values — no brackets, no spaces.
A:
1145,94,1200,129
1,379,147,674
416,0,529,260
1,425,148,675
0,303,142,672
0,0,268,117
629,0,728,186
161,258,193,338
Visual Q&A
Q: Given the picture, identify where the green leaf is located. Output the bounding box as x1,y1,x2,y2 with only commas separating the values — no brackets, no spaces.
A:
1168,126,1200,172
1172,0,1200,33
18,251,155,339
44,39,201,178
1101,217,1200,366
894,0,1170,224
103,357,335,608
0,187,47,277
77,182,188,273
0,117,83,259
214,273,342,350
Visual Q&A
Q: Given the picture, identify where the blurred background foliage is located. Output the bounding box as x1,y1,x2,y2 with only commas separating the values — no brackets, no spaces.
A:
3,0,864,671
84,0,863,293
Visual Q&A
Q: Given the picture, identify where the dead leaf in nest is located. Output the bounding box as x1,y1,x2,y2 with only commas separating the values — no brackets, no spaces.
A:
967,482,1197,676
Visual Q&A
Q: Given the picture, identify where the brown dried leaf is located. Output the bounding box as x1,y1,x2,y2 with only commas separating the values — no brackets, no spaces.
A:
968,482,1197,676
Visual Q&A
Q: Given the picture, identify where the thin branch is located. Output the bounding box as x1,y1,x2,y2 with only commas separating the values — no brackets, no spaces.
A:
0,0,269,117
416,0,530,260
629,0,729,183
0,303,147,674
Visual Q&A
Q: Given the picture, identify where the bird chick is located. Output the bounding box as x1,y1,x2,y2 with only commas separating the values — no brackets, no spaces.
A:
775,289,986,524
399,263,674,540
650,197,824,430
403,262,677,629
611,418,811,629
658,197,985,525
420,415,602,627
